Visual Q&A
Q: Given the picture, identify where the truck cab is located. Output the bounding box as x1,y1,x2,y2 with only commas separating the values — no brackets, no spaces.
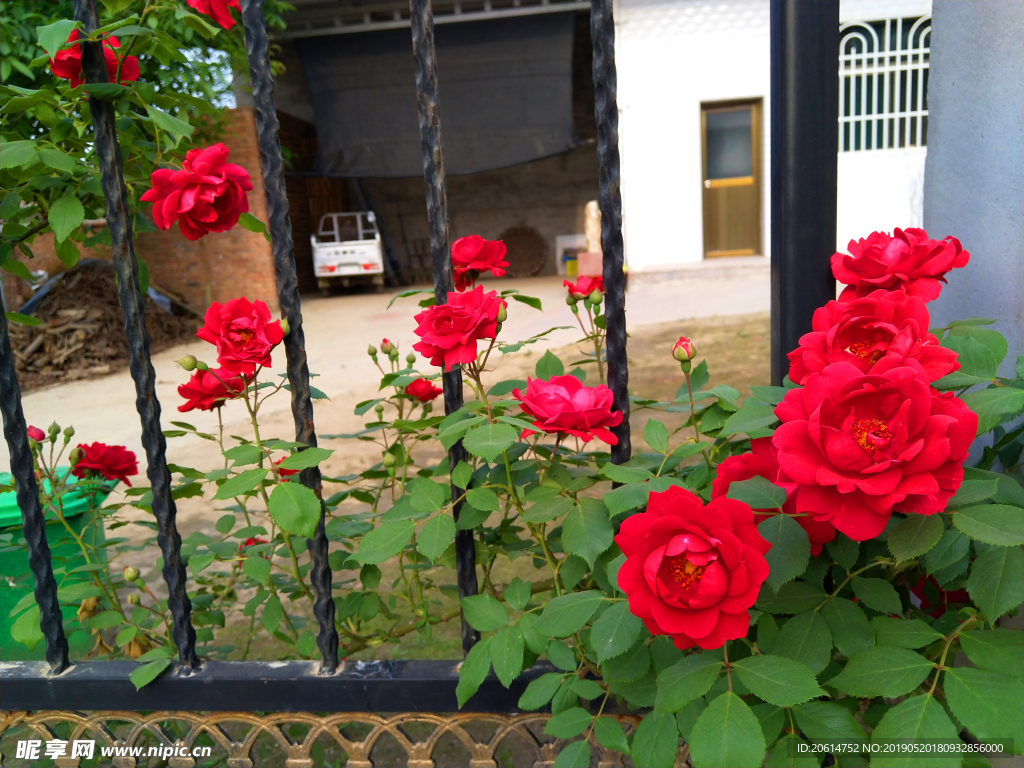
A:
310,212,385,294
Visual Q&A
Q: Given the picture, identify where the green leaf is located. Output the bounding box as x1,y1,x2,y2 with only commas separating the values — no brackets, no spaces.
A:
793,701,867,742
36,20,78,59
518,671,564,710
758,514,811,592
552,741,589,768
146,105,194,139
0,141,36,170
654,653,721,713
732,654,825,707
830,647,933,698
188,552,216,576
925,529,971,575
354,519,416,563
871,617,943,649
824,534,860,571
544,707,592,739
488,379,527,397
644,419,670,453
522,495,574,523
455,637,492,708
1,258,33,281
590,601,642,662
534,591,603,638
593,717,631,756
38,147,76,174
851,576,903,615
966,544,1024,621
958,629,1024,675
600,462,654,484
461,594,508,631
10,605,42,651
570,678,604,699
49,192,84,242
942,334,999,378
727,475,787,510
764,734,818,768
277,447,333,471
751,386,789,405
948,477,1000,508
489,625,525,688
546,639,577,671
772,611,833,674
689,692,767,768
214,468,268,500
629,712,679,768
129,658,171,691
409,478,449,512
869,696,960,768
944,667,1023,751
963,387,1024,435
466,487,500,512
953,504,1024,545
242,555,270,584
756,582,828,614
562,499,613,567
822,597,874,657
237,212,270,241
463,423,518,463
5,312,41,327
267,481,321,538
262,594,283,632
417,514,455,561
720,405,779,435
887,514,944,561
535,350,564,379
604,482,650,516
503,576,531,611
603,641,651,682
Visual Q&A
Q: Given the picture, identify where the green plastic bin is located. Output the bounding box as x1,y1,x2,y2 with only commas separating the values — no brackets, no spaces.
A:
0,470,115,660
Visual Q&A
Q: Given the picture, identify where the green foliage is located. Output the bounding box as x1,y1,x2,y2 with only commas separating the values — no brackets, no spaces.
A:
689,692,766,768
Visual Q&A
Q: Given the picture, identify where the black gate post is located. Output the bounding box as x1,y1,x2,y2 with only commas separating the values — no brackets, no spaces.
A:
770,0,839,385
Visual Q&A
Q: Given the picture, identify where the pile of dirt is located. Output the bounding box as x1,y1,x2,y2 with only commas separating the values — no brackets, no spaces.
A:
9,261,200,391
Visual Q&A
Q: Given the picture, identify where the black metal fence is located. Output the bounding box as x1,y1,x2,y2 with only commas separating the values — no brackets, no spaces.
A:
0,0,837,711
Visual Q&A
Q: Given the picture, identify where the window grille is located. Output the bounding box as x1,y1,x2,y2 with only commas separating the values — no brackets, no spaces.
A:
839,16,931,151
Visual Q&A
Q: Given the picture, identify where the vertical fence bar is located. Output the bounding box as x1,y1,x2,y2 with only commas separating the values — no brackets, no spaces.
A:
409,0,479,654
0,311,69,673
73,0,198,669
769,0,839,386
590,0,630,463
240,0,339,673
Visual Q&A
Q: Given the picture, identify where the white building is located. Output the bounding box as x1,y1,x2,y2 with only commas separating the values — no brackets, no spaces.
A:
615,0,932,273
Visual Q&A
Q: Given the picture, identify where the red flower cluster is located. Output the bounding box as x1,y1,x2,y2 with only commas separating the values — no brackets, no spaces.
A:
50,30,139,88
832,228,969,302
72,442,139,486
451,235,508,291
412,286,505,371
615,487,770,650
178,367,249,412
186,0,241,29
406,378,443,402
564,275,604,299
197,297,285,375
142,144,253,241
513,375,623,445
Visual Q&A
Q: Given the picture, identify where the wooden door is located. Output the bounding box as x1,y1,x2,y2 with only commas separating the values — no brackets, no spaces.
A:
701,101,762,258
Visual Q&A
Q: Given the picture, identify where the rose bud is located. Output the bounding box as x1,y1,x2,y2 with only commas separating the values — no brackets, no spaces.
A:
177,355,198,371
673,336,697,362
382,452,396,467
27,426,45,442
497,304,508,323
565,294,578,306
123,565,140,582
195,360,210,372
48,422,61,437
380,338,392,353
368,345,378,357
63,426,75,439
374,403,384,418
127,593,141,605
406,352,417,365
279,318,291,337
589,290,603,305
68,447,82,465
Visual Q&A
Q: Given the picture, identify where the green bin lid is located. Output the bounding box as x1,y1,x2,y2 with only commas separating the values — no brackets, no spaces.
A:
0,468,117,529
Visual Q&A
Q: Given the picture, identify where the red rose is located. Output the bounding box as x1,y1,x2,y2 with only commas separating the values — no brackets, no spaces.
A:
177,367,248,412
140,143,253,241
832,228,969,302
672,336,697,362
909,575,969,618
564,275,604,299
712,438,836,556
50,30,139,89
787,290,959,385
512,375,623,444
71,442,138,486
412,286,504,372
196,297,284,375
406,378,443,402
27,426,45,442
186,0,240,29
772,361,977,541
274,458,298,478
615,486,771,650
381,338,393,353
451,235,508,291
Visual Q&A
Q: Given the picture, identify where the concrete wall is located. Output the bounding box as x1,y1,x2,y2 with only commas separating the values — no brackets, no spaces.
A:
924,0,1024,377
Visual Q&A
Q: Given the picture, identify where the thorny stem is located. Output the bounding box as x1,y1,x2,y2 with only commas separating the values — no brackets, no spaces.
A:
927,615,979,695
723,642,733,692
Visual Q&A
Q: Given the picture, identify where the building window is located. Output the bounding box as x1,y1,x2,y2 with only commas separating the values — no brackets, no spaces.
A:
839,16,931,152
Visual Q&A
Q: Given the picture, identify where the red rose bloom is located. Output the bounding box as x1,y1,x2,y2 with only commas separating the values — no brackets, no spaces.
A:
72,442,138,486
140,144,253,241
27,426,45,442
186,0,241,29
274,458,298,478
177,367,248,412
196,297,284,375
412,286,504,372
772,361,977,541
712,438,836,556
564,275,604,299
451,235,508,291
787,290,959,385
909,575,969,618
512,375,623,444
615,486,771,650
50,30,139,89
406,378,443,402
832,228,969,302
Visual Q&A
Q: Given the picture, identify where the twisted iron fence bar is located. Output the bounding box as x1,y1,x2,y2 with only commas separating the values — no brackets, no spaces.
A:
240,0,339,673
590,0,630,464
73,0,198,670
409,0,480,654
0,311,70,673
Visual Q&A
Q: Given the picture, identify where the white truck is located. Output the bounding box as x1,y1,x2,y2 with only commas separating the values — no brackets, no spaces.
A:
310,212,385,294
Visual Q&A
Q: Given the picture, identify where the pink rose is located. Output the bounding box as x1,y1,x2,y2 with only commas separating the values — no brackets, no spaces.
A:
412,286,504,372
512,375,623,444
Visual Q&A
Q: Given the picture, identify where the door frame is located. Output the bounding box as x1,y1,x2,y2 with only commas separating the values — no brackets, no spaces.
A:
700,98,764,258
